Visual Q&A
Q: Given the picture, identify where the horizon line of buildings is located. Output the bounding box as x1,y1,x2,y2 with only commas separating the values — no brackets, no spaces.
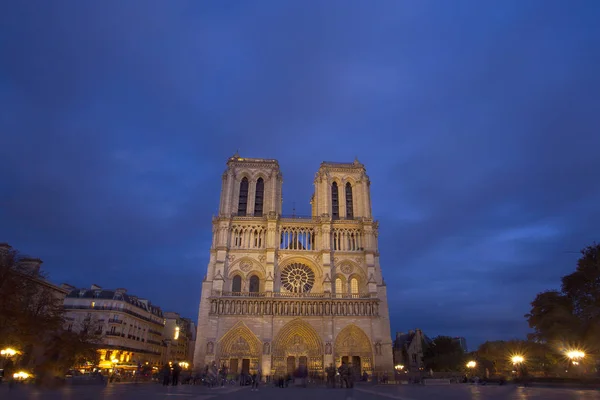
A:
2,242,196,371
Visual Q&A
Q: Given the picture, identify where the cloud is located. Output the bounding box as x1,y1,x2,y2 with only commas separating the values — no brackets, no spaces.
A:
1,1,599,347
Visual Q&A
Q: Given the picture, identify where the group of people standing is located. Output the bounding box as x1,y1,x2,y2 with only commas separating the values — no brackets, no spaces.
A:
161,362,182,386
325,361,365,388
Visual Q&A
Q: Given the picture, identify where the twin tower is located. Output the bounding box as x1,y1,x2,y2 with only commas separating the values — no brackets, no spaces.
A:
194,154,393,377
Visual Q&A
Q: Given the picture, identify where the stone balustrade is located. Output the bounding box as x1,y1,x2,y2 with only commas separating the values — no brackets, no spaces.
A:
208,292,379,317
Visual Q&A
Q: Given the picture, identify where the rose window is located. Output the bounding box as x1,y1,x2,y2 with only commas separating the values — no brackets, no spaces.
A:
280,263,315,293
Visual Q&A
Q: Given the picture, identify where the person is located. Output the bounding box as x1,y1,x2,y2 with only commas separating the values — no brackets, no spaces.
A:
172,362,182,386
326,364,336,388
251,371,258,391
161,363,171,386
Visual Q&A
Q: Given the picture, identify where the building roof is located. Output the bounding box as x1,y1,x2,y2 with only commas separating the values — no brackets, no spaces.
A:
66,288,163,317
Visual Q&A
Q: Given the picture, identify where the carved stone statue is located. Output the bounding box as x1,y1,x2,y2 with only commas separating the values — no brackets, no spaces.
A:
325,342,332,355
263,342,271,355
375,342,381,355
207,341,214,355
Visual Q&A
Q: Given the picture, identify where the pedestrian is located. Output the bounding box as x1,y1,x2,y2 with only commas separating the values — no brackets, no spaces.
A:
172,362,182,386
161,363,171,386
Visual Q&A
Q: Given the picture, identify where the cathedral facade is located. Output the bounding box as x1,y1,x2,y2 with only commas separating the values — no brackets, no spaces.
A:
193,155,393,377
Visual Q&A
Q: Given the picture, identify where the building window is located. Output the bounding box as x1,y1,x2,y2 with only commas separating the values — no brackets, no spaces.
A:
254,178,264,217
249,275,260,293
238,177,249,216
350,278,358,294
91,301,95,308
232,275,242,292
331,182,339,220
345,182,353,219
335,278,343,294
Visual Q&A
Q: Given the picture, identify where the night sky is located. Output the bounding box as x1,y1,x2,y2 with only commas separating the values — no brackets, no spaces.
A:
1,1,599,350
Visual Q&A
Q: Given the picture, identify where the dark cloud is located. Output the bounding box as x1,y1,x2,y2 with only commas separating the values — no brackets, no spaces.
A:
1,0,599,349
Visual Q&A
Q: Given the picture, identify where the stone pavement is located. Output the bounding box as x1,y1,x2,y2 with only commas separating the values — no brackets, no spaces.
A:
1,382,600,400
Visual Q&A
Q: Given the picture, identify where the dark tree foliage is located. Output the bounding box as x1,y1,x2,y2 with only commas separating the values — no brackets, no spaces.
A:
423,336,465,371
525,243,600,350
0,247,100,379
476,340,560,377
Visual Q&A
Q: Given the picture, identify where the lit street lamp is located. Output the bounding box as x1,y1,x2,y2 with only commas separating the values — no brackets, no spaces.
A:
1,348,18,357
466,361,477,369
566,350,585,365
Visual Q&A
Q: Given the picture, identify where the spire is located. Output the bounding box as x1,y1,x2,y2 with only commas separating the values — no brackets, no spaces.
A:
233,150,240,158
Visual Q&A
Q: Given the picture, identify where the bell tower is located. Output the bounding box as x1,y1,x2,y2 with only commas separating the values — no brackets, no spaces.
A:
311,158,372,219
219,152,283,217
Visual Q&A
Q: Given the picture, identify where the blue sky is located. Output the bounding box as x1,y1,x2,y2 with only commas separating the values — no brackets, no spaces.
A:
1,0,599,349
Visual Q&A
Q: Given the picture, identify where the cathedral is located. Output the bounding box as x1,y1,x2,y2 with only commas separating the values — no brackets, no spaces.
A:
193,154,393,377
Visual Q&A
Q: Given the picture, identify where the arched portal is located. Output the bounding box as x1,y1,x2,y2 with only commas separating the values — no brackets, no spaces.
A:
272,319,323,376
334,324,373,375
217,322,262,375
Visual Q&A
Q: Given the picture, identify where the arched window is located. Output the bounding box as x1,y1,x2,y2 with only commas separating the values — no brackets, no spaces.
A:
345,182,353,219
254,178,264,217
335,278,343,295
350,278,359,294
249,275,260,293
332,182,339,220
232,275,242,292
238,177,249,216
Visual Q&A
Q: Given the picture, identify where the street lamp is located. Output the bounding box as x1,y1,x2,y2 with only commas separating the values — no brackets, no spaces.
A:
1,348,18,357
466,361,477,369
566,350,585,365
511,355,524,365
394,364,404,372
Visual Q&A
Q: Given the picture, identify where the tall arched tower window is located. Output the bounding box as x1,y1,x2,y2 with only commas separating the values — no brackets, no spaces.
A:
332,182,339,220
254,178,264,217
350,278,359,294
238,177,249,216
249,275,260,293
335,278,343,294
345,182,353,219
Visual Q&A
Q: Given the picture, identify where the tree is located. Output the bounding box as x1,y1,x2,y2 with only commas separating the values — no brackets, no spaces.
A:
476,340,560,377
526,243,600,351
0,246,100,383
423,336,465,371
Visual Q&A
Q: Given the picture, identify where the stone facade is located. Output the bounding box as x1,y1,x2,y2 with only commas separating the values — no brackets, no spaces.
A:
193,155,394,377
63,285,166,368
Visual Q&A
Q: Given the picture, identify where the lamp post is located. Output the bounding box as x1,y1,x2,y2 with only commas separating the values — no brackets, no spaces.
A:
394,365,404,383
511,355,524,379
566,350,585,375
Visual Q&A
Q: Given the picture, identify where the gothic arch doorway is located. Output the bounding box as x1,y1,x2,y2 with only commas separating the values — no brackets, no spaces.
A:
272,319,323,376
334,324,373,375
217,322,262,375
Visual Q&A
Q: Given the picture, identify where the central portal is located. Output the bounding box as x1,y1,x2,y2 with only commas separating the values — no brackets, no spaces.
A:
272,319,323,376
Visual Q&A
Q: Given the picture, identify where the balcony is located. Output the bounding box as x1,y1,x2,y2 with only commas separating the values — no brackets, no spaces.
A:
208,292,379,317
108,318,124,324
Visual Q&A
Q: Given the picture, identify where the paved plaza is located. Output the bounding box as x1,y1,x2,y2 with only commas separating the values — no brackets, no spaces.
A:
1,382,600,400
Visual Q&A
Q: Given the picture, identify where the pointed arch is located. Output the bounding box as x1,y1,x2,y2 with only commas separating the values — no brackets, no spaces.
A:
249,275,260,293
231,275,242,292
238,177,249,216
345,182,354,219
331,182,339,220
254,177,264,217
272,318,323,357
217,321,262,359
350,277,359,294
334,324,372,357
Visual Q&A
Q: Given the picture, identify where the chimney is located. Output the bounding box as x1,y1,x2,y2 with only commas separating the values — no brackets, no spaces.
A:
91,284,102,290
